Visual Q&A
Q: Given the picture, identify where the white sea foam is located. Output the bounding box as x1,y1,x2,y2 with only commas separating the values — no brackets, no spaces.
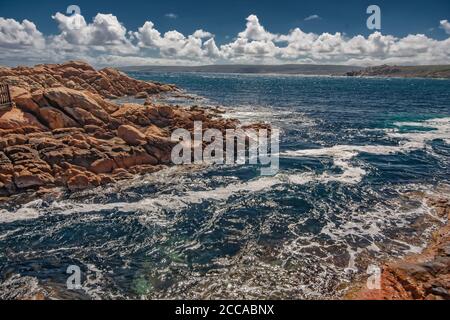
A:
0,200,43,223
280,184,444,277
1,118,448,225
222,105,317,128
0,171,359,224
0,176,277,223
277,116,450,275
389,117,450,147
282,117,450,183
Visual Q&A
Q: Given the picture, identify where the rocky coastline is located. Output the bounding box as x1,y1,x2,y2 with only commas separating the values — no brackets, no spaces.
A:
0,61,448,300
0,61,238,203
347,193,450,300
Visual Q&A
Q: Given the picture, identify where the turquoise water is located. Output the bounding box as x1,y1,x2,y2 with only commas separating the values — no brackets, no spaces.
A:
0,74,449,299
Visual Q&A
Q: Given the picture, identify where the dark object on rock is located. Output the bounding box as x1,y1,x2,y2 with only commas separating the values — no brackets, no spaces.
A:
430,286,449,298
0,84,13,112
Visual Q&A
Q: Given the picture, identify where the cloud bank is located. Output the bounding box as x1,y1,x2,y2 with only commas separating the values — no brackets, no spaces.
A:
0,13,449,67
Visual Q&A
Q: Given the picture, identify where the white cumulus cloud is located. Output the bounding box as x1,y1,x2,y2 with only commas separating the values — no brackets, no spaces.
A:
133,21,218,60
52,12,131,46
440,20,450,35
0,18,45,49
238,14,276,41
0,13,449,67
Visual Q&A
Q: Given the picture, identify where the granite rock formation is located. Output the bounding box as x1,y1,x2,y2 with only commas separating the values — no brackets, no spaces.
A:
0,61,237,199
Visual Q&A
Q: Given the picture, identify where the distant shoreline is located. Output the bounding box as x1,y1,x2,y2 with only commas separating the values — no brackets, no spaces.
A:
126,71,450,81
119,64,450,79
119,64,362,76
345,64,450,79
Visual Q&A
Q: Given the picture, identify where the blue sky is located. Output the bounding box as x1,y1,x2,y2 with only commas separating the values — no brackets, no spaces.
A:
0,0,449,66
2,0,450,41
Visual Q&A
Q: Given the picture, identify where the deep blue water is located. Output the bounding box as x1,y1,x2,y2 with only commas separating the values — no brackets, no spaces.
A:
0,73,449,299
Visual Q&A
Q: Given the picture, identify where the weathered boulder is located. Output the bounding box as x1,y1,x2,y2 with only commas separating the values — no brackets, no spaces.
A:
112,103,157,126
0,108,46,132
14,169,54,189
90,158,116,174
67,173,99,192
117,125,147,146
40,107,79,129
9,86,41,116
0,60,177,96
135,92,149,99
42,87,113,126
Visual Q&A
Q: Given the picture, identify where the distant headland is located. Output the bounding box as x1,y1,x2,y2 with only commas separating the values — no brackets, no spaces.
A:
120,64,450,79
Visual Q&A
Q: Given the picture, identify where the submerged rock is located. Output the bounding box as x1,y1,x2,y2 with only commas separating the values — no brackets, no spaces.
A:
117,125,147,146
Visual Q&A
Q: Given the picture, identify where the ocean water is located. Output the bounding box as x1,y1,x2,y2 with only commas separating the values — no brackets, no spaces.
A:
0,73,449,299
